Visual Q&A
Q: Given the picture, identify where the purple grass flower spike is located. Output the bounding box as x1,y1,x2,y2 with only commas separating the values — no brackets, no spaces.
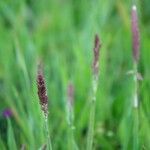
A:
37,63,48,118
93,34,101,76
3,108,13,118
131,5,140,63
67,82,74,107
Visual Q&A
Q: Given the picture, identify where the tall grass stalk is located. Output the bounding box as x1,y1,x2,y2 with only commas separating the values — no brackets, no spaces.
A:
131,4,140,149
37,63,52,150
86,35,101,150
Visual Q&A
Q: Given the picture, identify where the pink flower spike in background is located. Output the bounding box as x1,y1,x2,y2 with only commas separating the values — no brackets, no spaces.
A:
131,5,140,63
67,82,74,107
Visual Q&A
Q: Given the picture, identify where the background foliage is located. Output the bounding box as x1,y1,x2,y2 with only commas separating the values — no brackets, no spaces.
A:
0,0,150,149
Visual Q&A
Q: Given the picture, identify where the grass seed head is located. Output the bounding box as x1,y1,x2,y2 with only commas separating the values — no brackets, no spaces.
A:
2,108,13,118
37,63,48,117
67,82,74,107
131,5,140,63
93,34,101,76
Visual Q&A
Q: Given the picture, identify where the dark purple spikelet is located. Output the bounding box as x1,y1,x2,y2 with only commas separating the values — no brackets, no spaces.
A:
131,5,140,63
2,108,13,118
93,34,101,76
37,64,48,117
67,82,74,107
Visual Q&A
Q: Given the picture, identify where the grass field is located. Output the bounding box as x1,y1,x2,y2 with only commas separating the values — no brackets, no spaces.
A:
0,0,150,149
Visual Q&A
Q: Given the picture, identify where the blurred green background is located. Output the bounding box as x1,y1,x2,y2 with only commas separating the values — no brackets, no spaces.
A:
0,0,150,149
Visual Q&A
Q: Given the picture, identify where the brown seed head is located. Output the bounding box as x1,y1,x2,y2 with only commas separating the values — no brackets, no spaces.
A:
37,63,48,117
93,34,101,76
67,82,74,107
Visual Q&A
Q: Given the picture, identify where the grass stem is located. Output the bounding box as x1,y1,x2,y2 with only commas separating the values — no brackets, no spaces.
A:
45,116,52,150
133,62,139,150
86,75,98,150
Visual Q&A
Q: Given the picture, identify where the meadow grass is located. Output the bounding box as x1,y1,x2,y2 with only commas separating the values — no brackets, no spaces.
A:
0,0,150,149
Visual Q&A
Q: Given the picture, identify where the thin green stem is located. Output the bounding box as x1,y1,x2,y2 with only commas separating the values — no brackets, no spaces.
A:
133,62,139,150
67,105,78,150
86,75,98,150
68,123,78,150
133,62,138,108
86,100,96,150
133,108,139,150
45,116,52,150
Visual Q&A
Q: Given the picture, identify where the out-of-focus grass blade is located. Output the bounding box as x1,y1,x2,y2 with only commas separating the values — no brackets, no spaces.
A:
0,136,6,150
116,0,130,29
7,119,17,150
13,36,30,92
